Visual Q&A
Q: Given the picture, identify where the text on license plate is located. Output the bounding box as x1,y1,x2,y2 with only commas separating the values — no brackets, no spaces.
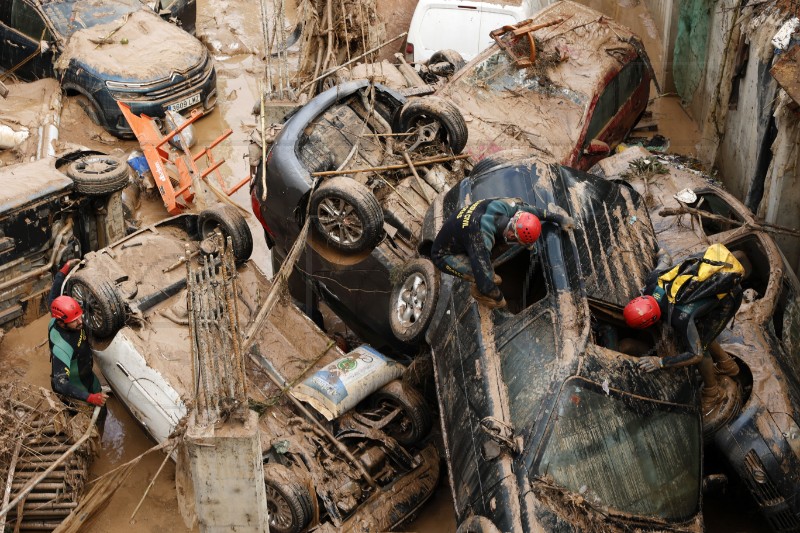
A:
167,93,201,112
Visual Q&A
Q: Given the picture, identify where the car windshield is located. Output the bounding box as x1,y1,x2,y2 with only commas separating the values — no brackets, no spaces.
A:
456,48,588,105
41,0,142,38
536,377,701,521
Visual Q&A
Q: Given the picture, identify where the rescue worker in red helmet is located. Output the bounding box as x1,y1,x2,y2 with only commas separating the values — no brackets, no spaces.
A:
623,247,746,424
47,259,108,412
431,198,574,309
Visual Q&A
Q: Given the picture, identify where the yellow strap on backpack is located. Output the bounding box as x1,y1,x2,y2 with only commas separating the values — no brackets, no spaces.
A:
657,243,744,303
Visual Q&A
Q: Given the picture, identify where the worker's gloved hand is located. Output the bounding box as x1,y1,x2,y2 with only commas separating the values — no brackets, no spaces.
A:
638,356,663,373
86,392,108,407
59,258,81,275
493,274,502,285
546,203,575,231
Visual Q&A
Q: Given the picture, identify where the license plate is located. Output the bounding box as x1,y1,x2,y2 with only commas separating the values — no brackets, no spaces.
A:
167,93,201,112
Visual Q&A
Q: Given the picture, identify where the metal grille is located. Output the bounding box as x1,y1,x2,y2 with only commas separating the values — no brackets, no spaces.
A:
743,450,800,532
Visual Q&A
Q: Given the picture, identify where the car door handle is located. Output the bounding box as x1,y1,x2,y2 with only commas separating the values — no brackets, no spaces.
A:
4,40,21,49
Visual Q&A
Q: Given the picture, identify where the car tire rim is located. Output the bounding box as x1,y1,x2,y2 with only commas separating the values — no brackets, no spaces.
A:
395,273,427,327
70,282,102,331
76,157,120,176
265,486,294,531
317,197,363,245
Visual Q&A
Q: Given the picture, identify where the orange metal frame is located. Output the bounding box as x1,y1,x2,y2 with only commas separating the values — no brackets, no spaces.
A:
489,17,565,68
118,102,250,214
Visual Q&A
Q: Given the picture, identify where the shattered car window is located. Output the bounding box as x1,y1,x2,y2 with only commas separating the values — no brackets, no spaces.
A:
41,0,142,37
537,377,701,520
456,49,588,106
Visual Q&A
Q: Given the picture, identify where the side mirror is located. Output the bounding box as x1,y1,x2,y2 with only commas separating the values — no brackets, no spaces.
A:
583,139,610,156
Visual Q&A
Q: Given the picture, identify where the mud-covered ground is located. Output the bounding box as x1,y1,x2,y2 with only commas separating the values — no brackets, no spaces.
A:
0,0,772,531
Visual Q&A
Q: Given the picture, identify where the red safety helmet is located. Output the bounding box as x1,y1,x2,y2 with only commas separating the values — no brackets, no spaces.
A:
512,212,542,245
623,295,661,329
51,296,83,323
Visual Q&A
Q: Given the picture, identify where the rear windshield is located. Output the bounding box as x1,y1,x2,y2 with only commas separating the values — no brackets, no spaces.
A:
536,377,701,521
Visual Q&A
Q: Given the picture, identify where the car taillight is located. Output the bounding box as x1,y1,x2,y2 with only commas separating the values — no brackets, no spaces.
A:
405,42,414,55
250,189,271,235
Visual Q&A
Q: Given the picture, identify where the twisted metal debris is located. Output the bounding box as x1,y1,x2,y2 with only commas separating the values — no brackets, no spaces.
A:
186,236,248,426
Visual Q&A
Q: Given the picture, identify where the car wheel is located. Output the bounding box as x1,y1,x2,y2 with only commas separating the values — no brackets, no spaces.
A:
310,177,384,253
74,94,102,126
363,380,432,447
389,258,439,344
457,516,502,533
319,67,351,92
67,155,130,197
396,96,468,154
198,203,254,264
64,270,126,339
429,49,465,72
263,463,313,533
470,149,532,178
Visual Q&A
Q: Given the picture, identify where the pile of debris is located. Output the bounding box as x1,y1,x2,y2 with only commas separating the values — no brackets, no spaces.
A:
0,382,98,532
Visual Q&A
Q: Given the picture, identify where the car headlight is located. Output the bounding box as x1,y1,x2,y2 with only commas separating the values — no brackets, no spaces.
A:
108,91,149,101
771,412,800,458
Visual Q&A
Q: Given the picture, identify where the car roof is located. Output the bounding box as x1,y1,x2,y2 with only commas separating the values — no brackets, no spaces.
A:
0,158,73,214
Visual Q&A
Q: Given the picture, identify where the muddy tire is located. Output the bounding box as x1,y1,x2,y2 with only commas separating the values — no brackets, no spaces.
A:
74,94,102,126
429,49,465,73
389,258,439,344
470,149,531,178
64,270,126,339
67,155,130,196
396,96,468,154
366,380,432,446
319,67,351,93
310,177,384,253
457,516,502,533
198,203,253,264
263,463,313,533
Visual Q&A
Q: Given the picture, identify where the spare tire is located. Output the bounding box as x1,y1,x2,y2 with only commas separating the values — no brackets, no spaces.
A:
429,49,466,73
470,149,532,178
396,96,468,155
198,203,254,264
67,154,130,196
365,380,432,446
64,270,126,339
310,177,384,253
389,258,439,344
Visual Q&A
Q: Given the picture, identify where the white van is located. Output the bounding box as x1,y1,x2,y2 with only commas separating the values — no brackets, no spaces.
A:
405,0,547,63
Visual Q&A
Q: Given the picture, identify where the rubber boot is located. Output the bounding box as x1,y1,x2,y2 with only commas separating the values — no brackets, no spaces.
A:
470,284,506,309
709,341,739,377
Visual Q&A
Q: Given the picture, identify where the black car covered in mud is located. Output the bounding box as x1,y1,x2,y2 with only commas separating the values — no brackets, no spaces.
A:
252,79,468,353
593,147,800,532
419,156,705,532
0,0,216,137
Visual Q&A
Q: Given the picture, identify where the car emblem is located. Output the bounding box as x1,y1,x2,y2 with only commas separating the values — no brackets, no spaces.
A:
170,72,183,83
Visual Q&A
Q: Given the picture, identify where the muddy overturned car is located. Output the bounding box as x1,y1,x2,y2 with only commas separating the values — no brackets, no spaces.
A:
414,155,705,531
593,147,800,532
63,206,439,532
253,79,469,351
435,0,654,170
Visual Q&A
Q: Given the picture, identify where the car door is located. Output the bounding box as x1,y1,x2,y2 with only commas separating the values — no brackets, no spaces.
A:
0,0,55,80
